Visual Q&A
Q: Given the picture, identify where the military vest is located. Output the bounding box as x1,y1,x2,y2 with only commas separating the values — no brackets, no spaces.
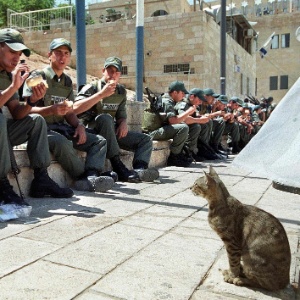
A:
40,68,73,124
93,81,126,119
0,72,15,114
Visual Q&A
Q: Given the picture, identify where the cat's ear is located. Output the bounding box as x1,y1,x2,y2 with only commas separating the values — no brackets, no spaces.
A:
205,172,217,187
209,165,220,179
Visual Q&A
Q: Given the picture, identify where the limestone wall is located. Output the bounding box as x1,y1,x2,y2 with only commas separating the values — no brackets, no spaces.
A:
23,11,256,98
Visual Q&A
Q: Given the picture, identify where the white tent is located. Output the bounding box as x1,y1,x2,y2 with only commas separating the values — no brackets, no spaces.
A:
233,77,300,188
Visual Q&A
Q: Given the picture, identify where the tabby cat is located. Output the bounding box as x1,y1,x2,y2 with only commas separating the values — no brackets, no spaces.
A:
191,166,291,291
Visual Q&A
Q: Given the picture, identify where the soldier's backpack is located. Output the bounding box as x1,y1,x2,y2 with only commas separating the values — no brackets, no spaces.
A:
141,87,166,133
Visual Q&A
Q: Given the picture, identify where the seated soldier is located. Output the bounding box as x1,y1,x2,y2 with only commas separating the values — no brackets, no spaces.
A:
174,88,210,162
147,81,195,167
22,38,116,192
73,57,159,182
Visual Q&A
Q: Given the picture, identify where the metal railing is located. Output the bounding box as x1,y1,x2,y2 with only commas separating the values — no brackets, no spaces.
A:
7,6,73,32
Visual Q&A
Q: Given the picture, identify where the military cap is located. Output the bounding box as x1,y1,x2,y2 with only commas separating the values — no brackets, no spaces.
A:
0,28,30,57
104,56,122,71
253,104,262,111
203,88,220,98
168,81,189,94
217,94,228,104
49,38,72,52
189,88,206,101
230,96,244,106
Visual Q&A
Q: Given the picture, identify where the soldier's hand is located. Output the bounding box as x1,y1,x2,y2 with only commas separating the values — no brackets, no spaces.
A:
187,105,197,115
52,102,72,116
99,81,116,99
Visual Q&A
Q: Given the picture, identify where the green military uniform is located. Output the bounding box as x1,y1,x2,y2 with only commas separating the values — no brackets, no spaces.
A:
224,106,241,146
148,93,189,155
197,103,214,144
76,79,153,166
252,109,263,134
23,66,108,178
0,70,51,178
174,98,200,154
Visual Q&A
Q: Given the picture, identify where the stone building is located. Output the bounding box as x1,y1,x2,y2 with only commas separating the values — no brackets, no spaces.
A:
23,0,257,98
200,0,300,101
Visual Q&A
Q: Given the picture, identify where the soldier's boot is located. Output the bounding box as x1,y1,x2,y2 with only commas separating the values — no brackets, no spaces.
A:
211,143,228,157
167,152,192,167
110,155,140,183
30,169,74,198
0,177,29,206
231,142,242,154
74,170,115,192
133,160,159,182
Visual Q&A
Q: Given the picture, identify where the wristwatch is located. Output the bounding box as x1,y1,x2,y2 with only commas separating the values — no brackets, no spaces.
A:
26,97,36,107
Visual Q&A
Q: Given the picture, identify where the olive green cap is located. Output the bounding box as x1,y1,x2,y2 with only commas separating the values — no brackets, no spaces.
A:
230,96,244,106
217,94,228,104
189,88,206,101
49,38,72,52
203,88,220,98
0,28,30,57
104,56,122,71
168,81,189,94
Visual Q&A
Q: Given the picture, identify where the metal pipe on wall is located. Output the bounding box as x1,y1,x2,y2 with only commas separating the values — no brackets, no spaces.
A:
136,0,144,102
220,0,226,94
75,0,86,91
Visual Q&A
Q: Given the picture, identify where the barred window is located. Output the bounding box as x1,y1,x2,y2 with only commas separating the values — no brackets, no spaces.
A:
121,66,128,76
163,63,191,74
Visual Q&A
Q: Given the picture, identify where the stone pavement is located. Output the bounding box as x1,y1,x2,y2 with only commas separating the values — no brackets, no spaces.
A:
0,158,299,300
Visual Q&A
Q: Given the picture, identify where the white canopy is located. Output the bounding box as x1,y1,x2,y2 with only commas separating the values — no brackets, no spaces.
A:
233,77,300,188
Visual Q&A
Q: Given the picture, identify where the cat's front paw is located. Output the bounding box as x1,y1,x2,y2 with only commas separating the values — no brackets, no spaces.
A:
222,270,245,286
222,269,235,283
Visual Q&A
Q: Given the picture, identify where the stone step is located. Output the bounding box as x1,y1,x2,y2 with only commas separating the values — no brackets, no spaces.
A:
8,140,171,196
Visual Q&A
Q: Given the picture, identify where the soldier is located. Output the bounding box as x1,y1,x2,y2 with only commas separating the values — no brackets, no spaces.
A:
22,38,115,193
0,28,73,203
73,57,159,182
174,88,210,162
147,81,195,167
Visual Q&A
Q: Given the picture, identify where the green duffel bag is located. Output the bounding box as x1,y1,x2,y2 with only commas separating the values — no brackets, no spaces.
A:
141,108,166,133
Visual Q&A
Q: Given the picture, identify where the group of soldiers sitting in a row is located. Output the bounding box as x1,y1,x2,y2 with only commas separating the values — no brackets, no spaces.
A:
0,27,276,209
143,81,276,167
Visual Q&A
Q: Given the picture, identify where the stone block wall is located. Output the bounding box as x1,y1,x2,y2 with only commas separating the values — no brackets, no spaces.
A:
23,10,256,99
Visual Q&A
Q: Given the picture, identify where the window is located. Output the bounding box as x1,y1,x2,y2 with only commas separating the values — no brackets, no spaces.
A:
240,73,244,94
152,10,168,17
271,35,279,49
247,77,250,95
270,76,278,90
280,75,288,89
121,66,128,76
163,63,190,74
281,33,290,48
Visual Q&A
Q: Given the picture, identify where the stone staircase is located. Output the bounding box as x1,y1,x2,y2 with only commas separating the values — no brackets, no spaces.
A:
4,101,171,196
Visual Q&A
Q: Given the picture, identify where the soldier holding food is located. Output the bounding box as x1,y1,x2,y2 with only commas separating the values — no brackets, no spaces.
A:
22,38,117,193
0,29,74,202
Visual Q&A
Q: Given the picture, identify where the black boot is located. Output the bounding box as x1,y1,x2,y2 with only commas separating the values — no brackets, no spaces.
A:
133,160,159,182
232,142,242,154
101,171,118,183
110,156,140,183
0,178,29,206
182,144,195,163
74,170,115,192
30,169,74,198
167,152,192,167
211,143,228,157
